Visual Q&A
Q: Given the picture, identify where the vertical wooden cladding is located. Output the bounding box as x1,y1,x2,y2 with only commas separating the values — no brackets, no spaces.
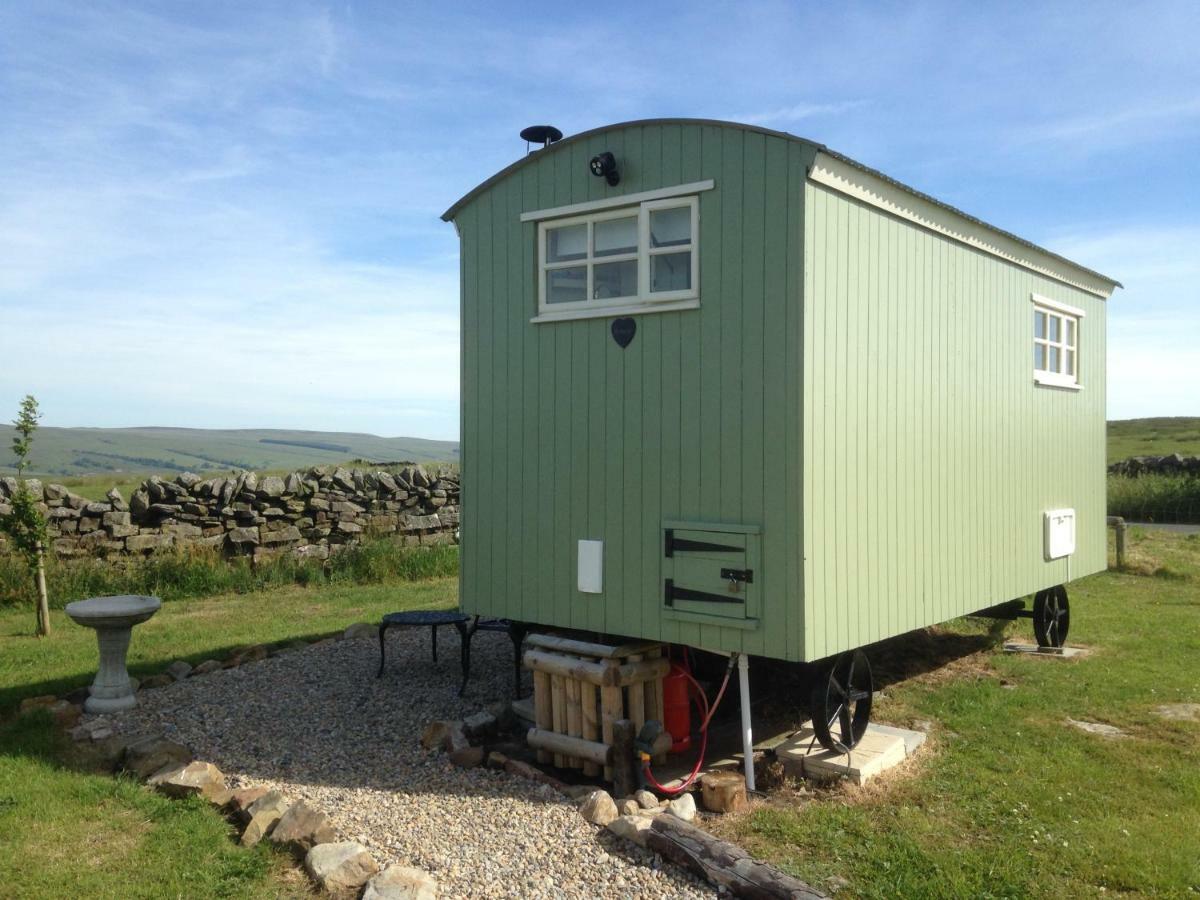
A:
456,122,811,661
801,183,1108,661
456,119,1109,666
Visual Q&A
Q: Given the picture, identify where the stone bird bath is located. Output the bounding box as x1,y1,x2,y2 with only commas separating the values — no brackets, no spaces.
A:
66,595,161,714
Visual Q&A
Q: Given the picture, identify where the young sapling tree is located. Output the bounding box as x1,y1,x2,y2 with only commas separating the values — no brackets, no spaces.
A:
1,395,51,635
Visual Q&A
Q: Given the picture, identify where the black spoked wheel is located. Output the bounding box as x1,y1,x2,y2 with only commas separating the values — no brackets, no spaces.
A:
809,649,873,753
1033,585,1070,648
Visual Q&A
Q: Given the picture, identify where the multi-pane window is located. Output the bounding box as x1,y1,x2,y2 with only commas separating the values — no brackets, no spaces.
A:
1032,295,1083,388
538,196,698,315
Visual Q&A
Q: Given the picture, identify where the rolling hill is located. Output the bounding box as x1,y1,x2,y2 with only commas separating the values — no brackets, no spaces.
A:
0,426,458,479
1107,417,1200,463
2,418,1193,481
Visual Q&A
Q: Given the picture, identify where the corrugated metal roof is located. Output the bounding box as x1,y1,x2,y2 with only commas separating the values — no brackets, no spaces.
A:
440,118,1120,290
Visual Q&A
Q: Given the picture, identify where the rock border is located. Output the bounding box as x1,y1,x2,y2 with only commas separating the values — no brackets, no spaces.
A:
11,620,441,898
15,620,820,899
418,708,823,900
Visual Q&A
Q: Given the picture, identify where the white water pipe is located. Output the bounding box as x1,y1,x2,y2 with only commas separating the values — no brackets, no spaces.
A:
737,652,755,792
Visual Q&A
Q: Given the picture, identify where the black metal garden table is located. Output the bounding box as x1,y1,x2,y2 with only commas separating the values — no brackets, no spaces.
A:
376,611,529,697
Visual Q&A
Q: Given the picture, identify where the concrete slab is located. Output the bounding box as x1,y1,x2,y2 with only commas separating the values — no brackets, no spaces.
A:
1003,642,1090,659
776,724,915,785
869,723,927,756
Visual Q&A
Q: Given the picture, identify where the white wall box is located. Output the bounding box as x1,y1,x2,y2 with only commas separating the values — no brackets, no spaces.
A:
1044,509,1076,560
577,540,604,593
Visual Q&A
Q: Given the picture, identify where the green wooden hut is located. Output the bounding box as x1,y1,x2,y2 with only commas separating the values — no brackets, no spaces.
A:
442,118,1120,754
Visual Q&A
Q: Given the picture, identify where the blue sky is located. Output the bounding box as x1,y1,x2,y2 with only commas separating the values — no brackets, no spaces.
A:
1,1,1196,439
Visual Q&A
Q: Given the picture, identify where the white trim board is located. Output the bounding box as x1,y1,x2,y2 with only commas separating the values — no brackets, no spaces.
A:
1031,293,1086,318
520,180,715,223
531,297,700,323
808,153,1116,299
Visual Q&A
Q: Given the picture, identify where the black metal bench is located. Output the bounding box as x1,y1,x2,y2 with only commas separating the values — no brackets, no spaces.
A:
376,611,529,697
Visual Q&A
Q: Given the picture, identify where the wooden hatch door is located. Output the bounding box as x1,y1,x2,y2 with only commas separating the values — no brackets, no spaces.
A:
662,523,760,625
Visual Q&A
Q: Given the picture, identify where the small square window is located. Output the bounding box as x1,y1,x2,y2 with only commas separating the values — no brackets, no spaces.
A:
1032,294,1083,389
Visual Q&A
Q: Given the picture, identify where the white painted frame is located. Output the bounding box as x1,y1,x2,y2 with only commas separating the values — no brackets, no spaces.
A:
641,197,700,302
1032,294,1083,390
535,196,700,322
520,179,714,223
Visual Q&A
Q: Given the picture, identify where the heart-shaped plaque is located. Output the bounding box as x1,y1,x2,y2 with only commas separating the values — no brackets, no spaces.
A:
611,317,636,349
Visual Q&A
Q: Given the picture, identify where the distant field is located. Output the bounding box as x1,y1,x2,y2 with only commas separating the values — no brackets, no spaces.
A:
1108,417,1200,463
0,425,458,480
1,418,1192,482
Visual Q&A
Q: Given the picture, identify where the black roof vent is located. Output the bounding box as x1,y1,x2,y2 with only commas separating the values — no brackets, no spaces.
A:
520,125,563,153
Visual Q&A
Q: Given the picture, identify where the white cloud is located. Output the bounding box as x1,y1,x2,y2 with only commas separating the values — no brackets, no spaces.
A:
1008,97,1200,155
736,101,867,127
2,0,1198,438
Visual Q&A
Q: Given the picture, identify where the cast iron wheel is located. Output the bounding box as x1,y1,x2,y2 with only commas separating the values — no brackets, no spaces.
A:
809,649,873,753
1033,585,1070,648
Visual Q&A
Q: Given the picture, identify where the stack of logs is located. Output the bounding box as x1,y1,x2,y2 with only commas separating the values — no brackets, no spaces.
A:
523,635,669,780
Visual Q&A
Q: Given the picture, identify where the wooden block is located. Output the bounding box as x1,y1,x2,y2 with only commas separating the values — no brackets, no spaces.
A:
550,674,566,768
532,671,551,765
700,771,747,814
612,719,637,800
580,681,601,777
776,726,907,786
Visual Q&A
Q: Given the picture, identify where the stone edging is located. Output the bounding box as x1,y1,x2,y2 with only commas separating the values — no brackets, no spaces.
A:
16,621,821,899
14,621,440,898
420,714,826,899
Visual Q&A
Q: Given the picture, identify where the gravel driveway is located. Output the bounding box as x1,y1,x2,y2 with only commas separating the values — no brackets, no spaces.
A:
106,626,716,899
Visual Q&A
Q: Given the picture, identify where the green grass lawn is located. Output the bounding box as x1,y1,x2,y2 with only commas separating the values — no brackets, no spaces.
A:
1108,416,1200,463
0,713,313,898
0,578,457,714
718,529,1200,897
0,577,456,898
3,535,1198,897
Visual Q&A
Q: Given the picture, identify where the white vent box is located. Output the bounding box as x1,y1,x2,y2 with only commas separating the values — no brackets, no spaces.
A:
1044,509,1076,560
577,540,603,593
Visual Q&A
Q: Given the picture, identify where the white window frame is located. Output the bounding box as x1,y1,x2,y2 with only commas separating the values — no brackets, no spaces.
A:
1031,293,1084,390
535,196,699,322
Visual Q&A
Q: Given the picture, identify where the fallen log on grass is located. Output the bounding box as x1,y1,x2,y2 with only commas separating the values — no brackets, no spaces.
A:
645,814,827,900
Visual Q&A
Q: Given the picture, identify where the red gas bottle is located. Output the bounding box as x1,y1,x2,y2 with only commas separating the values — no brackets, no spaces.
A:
662,661,693,753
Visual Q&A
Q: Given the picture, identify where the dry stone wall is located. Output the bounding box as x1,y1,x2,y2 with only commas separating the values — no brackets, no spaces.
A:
1108,454,1200,477
0,466,459,561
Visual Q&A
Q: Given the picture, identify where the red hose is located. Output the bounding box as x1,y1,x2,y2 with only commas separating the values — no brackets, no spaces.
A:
641,658,734,795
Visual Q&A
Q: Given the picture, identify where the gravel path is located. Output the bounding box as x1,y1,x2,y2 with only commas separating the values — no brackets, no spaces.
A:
105,627,716,899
